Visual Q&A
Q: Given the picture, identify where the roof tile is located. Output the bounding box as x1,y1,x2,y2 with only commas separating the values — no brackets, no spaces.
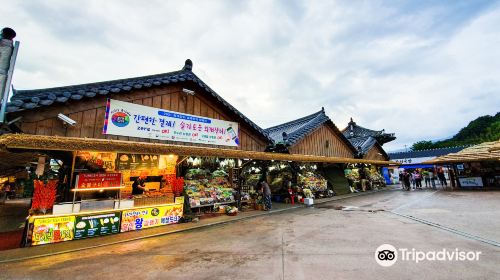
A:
388,146,468,160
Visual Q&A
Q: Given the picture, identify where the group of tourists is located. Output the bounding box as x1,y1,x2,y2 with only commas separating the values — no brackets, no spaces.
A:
399,167,449,191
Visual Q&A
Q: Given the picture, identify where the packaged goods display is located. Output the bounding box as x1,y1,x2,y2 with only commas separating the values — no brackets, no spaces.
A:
345,168,360,181
345,165,386,190
298,172,327,192
243,173,261,192
184,169,235,207
184,167,252,209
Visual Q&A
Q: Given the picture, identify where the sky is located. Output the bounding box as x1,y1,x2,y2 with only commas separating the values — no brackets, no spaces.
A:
1,0,499,151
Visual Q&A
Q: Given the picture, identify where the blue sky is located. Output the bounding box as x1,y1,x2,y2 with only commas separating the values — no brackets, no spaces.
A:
2,0,499,151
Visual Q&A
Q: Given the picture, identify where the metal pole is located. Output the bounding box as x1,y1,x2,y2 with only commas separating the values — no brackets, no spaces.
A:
0,41,19,123
72,175,78,213
118,174,122,209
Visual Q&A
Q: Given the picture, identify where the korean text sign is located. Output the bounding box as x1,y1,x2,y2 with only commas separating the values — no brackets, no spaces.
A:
75,173,122,189
31,216,75,246
120,204,184,232
103,99,240,147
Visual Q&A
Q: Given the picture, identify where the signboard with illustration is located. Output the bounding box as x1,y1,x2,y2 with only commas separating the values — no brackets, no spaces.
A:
31,216,75,246
116,153,160,171
76,151,116,171
120,204,183,232
102,99,239,147
74,212,121,239
75,173,122,189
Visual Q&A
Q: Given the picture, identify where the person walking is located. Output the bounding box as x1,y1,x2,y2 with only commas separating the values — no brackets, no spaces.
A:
410,171,416,189
423,169,431,188
359,166,368,192
260,180,272,211
399,172,404,189
449,169,457,190
430,169,437,189
402,170,411,191
437,167,448,190
414,170,422,189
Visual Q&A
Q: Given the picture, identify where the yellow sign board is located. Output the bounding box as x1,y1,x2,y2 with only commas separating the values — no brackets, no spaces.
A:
120,204,183,232
32,216,75,246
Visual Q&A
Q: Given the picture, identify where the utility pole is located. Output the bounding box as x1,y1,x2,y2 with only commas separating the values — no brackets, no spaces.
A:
0,27,20,123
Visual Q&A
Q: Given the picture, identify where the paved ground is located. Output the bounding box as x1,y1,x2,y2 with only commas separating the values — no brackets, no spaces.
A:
0,199,30,232
0,199,30,250
1,187,499,279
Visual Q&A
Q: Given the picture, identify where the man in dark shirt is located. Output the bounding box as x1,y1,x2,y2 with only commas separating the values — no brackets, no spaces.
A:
359,166,368,192
261,181,272,210
132,174,147,195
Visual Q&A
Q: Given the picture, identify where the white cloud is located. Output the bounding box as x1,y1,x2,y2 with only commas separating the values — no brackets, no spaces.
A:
1,0,499,151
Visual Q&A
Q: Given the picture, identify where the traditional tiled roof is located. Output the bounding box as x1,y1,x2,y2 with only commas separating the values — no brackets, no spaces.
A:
348,136,377,154
388,146,468,160
347,136,389,160
341,118,396,145
264,109,356,152
7,59,272,142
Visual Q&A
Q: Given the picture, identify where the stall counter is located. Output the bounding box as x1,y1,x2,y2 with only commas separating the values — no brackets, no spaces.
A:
26,202,184,246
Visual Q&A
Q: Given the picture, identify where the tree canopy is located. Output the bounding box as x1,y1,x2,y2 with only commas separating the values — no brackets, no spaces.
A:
411,112,500,151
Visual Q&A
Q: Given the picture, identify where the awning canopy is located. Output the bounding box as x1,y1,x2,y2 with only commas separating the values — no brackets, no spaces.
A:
0,134,396,165
489,142,500,152
422,140,500,164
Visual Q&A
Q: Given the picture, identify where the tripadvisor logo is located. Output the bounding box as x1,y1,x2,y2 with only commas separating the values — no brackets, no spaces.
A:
375,244,482,267
375,244,398,267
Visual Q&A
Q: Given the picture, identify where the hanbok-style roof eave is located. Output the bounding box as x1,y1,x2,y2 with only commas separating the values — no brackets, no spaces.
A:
341,118,396,145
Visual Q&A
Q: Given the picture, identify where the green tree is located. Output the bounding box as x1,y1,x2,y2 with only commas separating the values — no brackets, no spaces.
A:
410,112,500,150
411,140,434,151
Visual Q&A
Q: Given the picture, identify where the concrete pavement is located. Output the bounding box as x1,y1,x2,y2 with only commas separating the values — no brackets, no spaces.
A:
0,187,388,262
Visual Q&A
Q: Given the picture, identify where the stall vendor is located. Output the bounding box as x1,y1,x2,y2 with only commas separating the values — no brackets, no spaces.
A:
132,173,147,195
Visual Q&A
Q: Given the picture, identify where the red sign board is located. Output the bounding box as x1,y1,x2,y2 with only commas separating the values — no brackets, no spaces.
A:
75,173,122,189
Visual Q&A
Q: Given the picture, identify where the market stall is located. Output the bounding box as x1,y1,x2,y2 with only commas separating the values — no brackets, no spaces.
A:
344,164,385,192
0,134,396,247
423,140,500,189
181,157,251,216
239,161,331,204
20,150,185,247
266,162,331,202
297,164,329,199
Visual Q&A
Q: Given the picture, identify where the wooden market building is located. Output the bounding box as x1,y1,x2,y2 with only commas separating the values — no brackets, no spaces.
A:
0,58,396,247
0,59,391,184
341,118,395,161
4,59,270,152
265,108,356,158
264,109,371,194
